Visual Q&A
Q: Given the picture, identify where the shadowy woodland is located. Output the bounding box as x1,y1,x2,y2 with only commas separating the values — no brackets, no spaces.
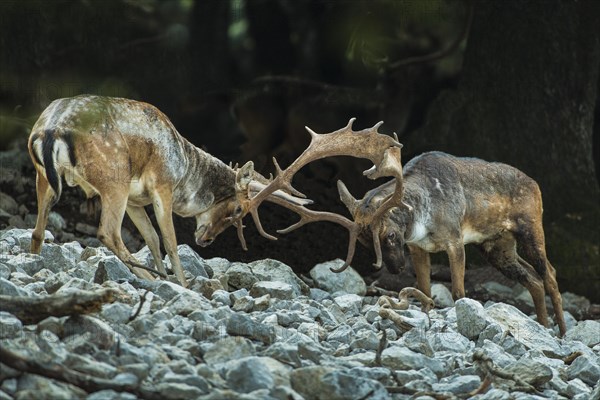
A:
1,0,599,301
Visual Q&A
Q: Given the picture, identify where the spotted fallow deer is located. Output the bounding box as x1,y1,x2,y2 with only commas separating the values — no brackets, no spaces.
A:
28,95,309,287
239,118,565,336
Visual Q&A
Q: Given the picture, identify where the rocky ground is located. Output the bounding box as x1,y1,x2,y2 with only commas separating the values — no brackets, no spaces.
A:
0,225,599,400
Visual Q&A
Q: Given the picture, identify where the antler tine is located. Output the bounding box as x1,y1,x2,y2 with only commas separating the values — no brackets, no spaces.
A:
234,220,248,251
265,195,361,272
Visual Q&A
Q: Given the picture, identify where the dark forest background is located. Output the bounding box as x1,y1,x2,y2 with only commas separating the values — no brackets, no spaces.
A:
1,0,598,301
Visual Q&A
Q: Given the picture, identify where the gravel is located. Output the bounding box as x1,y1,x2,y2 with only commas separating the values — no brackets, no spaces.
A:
0,225,598,399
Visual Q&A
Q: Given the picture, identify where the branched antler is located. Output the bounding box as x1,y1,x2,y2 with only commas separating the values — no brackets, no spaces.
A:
234,118,405,272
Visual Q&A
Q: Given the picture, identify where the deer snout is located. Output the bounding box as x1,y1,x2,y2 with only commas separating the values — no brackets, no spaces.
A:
195,225,214,247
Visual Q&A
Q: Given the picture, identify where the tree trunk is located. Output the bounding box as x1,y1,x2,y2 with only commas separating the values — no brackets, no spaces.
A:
407,0,600,301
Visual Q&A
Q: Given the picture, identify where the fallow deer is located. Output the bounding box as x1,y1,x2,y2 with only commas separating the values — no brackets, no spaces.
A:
241,118,565,336
28,95,309,286
336,151,567,336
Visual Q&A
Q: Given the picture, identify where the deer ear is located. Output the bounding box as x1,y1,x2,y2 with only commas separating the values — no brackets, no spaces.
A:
337,180,358,214
235,161,254,192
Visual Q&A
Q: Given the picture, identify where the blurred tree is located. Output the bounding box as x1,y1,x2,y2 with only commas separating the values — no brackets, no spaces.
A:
406,0,600,300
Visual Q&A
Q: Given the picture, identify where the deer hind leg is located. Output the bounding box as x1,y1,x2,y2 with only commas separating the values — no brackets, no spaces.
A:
152,188,187,287
31,170,55,254
97,189,154,281
126,205,167,276
482,234,549,328
515,222,566,336
408,245,432,297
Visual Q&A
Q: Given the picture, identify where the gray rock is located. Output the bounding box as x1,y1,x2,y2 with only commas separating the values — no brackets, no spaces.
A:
225,262,258,290
401,328,434,356
39,242,79,272
4,254,44,275
455,298,488,340
481,281,513,298
381,345,446,377
63,315,117,350
0,193,18,215
211,289,231,306
567,378,592,398
565,320,600,347
153,281,188,302
250,281,294,300
327,324,354,345
428,331,471,353
204,337,256,365
36,316,65,339
350,329,380,351
309,259,366,295
567,355,600,386
249,259,310,296
161,372,210,392
486,302,565,356
165,245,209,278
333,293,363,315
155,382,207,399
100,302,132,325
431,283,454,308
56,278,100,293
309,288,332,301
561,292,591,319
291,366,388,400
93,256,135,283
505,355,553,386
166,290,212,316
393,369,437,386
0,263,9,280
270,385,305,400
190,277,223,298
205,257,230,278
479,340,517,368
16,374,86,399
86,390,137,400
253,294,271,311
472,388,511,399
432,375,481,394
261,342,302,368
0,312,22,339
0,228,53,250
232,295,255,312
0,278,29,297
43,271,71,294
226,313,276,344
225,356,291,393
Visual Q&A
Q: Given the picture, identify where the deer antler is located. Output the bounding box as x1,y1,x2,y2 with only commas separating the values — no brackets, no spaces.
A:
233,118,404,272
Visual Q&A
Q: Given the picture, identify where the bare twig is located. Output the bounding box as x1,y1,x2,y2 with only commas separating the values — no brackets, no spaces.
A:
128,290,149,322
374,328,387,367
473,350,538,393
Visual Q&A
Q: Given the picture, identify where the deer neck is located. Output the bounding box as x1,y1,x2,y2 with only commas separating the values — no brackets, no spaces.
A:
393,180,431,243
172,141,236,217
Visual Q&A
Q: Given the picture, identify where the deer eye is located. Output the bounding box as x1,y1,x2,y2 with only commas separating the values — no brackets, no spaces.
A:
233,205,243,216
387,232,396,241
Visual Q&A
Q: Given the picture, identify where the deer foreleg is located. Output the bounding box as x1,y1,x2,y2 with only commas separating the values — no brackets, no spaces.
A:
152,190,187,287
408,245,432,297
446,243,466,300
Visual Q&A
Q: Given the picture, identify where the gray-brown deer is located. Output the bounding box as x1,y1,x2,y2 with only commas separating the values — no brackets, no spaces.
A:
336,151,567,336
241,119,566,336
28,95,309,287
